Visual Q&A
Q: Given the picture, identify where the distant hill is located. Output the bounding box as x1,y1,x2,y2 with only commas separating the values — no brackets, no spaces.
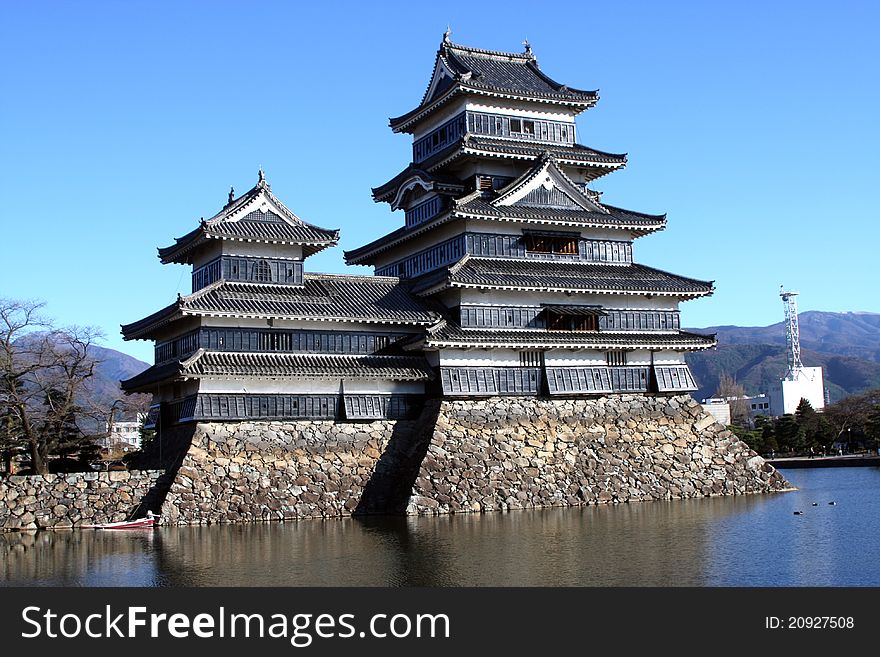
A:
11,333,150,423
88,345,150,412
698,311,880,363
685,311,880,402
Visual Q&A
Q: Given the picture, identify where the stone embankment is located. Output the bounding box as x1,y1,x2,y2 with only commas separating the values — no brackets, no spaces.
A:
0,470,163,531
0,394,792,530
406,395,790,514
161,408,435,524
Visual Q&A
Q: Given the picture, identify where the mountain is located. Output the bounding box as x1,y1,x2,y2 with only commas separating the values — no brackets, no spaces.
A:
88,345,151,411
685,311,880,402
10,333,150,422
700,311,880,363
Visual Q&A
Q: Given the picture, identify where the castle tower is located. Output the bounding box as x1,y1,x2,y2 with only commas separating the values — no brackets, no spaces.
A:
345,35,716,397
121,172,439,429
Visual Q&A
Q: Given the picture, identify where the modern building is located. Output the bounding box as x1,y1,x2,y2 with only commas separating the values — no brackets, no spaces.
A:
345,35,715,397
101,419,143,451
121,35,716,428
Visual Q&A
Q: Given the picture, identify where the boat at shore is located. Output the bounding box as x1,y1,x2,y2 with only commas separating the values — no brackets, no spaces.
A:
80,512,157,529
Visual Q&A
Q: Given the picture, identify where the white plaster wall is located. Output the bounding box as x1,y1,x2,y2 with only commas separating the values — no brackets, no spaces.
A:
652,350,688,365
191,241,304,268
191,241,223,269
412,99,468,140
371,221,466,270
221,242,304,260
438,348,521,367
457,289,681,310
465,100,577,124
543,349,653,366
544,351,606,366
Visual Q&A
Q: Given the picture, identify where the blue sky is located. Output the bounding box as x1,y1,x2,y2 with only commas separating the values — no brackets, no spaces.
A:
1,0,877,363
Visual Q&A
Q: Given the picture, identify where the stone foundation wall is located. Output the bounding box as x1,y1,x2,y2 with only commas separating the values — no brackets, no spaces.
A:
0,470,164,531
407,395,790,514
158,393,789,524
0,394,792,530
161,403,437,524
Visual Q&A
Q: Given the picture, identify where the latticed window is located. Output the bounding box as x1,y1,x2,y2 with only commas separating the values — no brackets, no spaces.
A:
519,351,542,367
252,259,272,282
524,234,579,255
606,351,628,367
547,312,598,332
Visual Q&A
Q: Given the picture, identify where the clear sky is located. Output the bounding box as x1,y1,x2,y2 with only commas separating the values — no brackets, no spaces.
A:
1,0,877,363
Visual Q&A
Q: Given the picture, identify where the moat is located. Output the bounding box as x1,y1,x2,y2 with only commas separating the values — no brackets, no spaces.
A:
2,468,878,587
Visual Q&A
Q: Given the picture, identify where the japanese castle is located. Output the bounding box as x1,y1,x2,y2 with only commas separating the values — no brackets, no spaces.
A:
122,34,715,427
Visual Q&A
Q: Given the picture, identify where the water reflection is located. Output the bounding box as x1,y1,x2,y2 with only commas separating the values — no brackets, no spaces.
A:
2,469,877,587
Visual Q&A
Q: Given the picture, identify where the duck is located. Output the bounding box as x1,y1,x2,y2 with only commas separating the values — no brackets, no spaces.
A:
793,511,803,515
828,501,836,505
812,503,818,506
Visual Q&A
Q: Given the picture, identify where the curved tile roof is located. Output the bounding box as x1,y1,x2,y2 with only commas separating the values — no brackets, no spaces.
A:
185,351,433,381
390,40,599,132
421,323,717,350
121,351,433,393
121,274,441,340
413,257,714,297
158,176,339,264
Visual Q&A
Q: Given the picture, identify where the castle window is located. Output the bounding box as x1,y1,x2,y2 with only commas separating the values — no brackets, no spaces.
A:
606,351,627,367
519,351,542,367
524,234,579,255
252,259,272,282
510,118,522,133
523,120,535,135
546,312,598,332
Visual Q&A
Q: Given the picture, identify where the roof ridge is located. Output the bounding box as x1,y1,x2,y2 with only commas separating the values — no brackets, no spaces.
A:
304,271,401,283
444,40,536,63
180,348,206,369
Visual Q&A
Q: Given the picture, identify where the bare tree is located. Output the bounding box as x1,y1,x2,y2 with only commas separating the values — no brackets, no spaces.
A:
0,299,103,474
715,373,750,427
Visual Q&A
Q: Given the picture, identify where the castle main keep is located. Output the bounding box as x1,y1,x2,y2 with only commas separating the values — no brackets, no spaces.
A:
114,35,789,525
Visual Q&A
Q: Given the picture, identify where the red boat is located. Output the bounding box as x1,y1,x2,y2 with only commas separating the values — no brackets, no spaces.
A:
81,512,158,529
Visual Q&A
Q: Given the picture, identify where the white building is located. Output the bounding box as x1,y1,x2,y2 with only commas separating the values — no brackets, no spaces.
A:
770,366,825,416
102,419,143,451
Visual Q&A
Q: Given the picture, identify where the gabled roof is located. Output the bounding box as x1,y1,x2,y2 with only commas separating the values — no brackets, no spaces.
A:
453,198,666,234
120,350,434,392
450,154,664,235
121,273,442,340
347,160,665,266
371,166,465,206
390,36,599,133
493,152,605,211
372,137,626,208
411,322,717,351
410,256,714,298
452,136,625,173
158,171,339,264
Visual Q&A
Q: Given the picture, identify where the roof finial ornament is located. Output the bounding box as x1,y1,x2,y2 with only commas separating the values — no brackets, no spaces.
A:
258,167,265,184
443,26,451,44
523,38,533,57
227,186,235,205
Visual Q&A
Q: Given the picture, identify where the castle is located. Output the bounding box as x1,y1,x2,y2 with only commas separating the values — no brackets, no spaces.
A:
114,35,788,524
122,35,715,421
